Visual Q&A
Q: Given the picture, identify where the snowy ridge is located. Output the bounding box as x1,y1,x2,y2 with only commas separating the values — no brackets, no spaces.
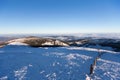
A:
7,38,26,43
8,42,28,46
67,47,119,54
6,37,69,47
98,58,120,66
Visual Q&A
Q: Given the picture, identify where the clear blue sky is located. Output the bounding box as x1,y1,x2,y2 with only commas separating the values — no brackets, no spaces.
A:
0,0,120,34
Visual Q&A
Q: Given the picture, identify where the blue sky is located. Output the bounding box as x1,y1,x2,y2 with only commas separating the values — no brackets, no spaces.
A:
0,0,120,34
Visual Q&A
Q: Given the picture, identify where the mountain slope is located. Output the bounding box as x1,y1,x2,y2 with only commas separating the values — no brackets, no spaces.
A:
6,37,69,47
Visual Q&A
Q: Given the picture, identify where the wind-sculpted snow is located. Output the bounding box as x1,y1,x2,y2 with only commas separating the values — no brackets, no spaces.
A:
67,47,118,54
65,54,92,60
92,59,120,80
0,46,120,80
14,66,28,80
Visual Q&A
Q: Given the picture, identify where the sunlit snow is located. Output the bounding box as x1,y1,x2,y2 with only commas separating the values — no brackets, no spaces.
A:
0,46,120,80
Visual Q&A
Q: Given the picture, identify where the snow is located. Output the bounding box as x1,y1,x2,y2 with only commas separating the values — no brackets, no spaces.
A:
45,73,57,80
0,46,120,80
8,42,28,46
66,54,77,60
0,51,4,53
0,76,8,80
41,40,68,46
91,56,120,80
86,74,91,80
51,52,64,56
14,66,28,80
65,53,92,60
40,70,45,74
42,42,54,46
55,40,69,46
28,64,33,67
75,41,82,45
8,38,26,43
67,47,118,54
98,59,120,65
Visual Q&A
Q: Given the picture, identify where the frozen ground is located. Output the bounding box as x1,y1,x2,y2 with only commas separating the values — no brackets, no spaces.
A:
0,45,120,80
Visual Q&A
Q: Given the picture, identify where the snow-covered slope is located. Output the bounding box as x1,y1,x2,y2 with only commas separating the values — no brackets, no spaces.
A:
69,38,120,52
8,42,28,46
0,36,120,52
6,37,69,47
0,46,120,80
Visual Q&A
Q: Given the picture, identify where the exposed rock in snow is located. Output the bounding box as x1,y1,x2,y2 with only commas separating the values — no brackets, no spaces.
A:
0,45,4,48
41,40,69,46
0,42,7,48
6,37,69,47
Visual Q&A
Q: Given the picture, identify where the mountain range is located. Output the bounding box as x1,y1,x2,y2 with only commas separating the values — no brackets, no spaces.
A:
0,36,120,52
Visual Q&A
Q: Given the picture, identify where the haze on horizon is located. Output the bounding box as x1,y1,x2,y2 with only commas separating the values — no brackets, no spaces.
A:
0,0,120,34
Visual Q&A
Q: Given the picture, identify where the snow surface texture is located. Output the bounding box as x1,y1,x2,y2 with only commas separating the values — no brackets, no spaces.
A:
0,46,120,80
14,66,28,80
